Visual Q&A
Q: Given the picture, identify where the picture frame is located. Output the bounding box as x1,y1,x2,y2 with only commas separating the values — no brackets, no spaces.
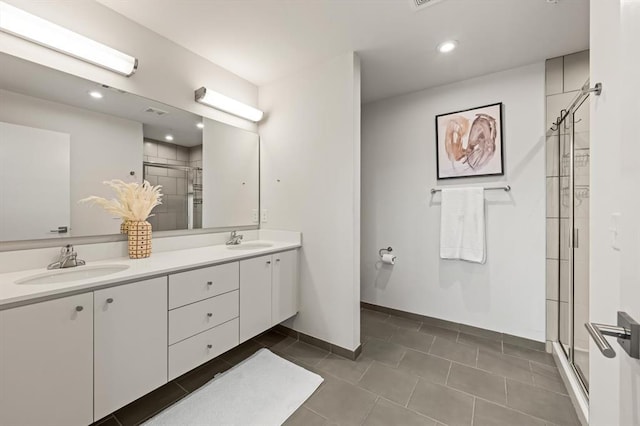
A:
435,102,504,180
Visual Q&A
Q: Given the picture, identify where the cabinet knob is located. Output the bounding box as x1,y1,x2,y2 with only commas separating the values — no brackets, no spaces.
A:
266,261,271,265
207,312,213,317
207,344,213,349
106,298,114,304
207,281,213,286
75,306,83,312
276,258,280,262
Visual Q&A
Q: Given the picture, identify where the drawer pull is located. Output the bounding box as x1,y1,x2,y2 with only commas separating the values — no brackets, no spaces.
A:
207,344,213,349
276,258,280,262
207,281,213,286
106,298,114,304
266,261,271,265
207,312,213,317
75,306,83,312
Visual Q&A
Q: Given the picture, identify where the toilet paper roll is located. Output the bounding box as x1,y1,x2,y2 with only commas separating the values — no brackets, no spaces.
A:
381,253,396,265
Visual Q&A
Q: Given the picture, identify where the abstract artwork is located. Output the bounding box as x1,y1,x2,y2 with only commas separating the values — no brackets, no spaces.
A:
435,102,504,179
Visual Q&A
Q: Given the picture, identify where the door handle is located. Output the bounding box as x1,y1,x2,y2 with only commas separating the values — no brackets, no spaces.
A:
585,311,640,359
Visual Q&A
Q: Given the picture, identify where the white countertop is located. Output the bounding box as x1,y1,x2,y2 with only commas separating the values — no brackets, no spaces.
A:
0,240,301,308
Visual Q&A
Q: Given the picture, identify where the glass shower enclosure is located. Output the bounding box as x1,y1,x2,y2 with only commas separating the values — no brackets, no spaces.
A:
553,81,592,394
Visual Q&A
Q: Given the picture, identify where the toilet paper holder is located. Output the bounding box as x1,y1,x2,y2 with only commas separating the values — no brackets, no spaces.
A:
378,247,393,258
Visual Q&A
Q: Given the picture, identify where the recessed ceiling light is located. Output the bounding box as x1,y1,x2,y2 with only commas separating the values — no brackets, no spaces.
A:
437,40,458,54
89,91,103,99
196,122,204,129
165,134,174,141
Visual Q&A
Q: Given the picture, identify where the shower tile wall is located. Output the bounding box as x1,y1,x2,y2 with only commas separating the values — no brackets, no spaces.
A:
189,145,203,229
544,50,589,352
143,140,200,231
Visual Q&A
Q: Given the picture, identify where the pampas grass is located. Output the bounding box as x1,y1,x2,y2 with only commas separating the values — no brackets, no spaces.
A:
80,180,163,222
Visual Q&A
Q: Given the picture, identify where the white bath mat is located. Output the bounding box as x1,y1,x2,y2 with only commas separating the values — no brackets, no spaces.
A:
144,348,323,426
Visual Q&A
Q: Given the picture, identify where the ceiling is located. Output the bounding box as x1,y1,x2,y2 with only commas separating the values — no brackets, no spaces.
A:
97,0,588,104
0,53,203,147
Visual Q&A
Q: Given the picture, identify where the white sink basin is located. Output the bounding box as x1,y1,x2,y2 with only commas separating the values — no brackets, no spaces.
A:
15,265,130,285
226,242,274,250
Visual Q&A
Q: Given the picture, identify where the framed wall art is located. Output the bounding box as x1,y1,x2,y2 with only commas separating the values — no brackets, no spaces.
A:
435,102,504,180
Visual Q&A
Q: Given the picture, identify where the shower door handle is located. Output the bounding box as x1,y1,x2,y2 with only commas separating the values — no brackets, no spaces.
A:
585,312,640,359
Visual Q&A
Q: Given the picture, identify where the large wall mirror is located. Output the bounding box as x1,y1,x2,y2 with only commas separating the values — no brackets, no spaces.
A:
0,52,259,243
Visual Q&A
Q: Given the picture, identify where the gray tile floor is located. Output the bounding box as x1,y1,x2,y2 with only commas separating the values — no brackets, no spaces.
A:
93,309,581,426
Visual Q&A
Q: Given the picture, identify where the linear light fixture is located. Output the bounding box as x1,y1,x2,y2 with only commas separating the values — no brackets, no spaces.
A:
195,87,264,122
0,1,138,76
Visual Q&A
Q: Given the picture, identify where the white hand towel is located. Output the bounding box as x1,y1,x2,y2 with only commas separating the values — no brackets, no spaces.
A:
440,187,486,263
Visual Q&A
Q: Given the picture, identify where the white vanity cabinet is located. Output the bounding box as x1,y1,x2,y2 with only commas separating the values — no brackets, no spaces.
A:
240,255,273,342
0,244,299,426
167,263,240,380
272,250,299,324
240,249,299,342
94,277,168,420
0,293,94,426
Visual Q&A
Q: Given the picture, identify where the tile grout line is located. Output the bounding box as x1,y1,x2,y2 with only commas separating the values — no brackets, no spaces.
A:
405,377,420,408
357,357,376,383
504,377,508,406
444,361,453,385
470,397,476,426
377,395,442,425
358,395,380,426
302,405,332,423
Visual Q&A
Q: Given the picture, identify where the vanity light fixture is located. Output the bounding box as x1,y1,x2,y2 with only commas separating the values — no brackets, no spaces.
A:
195,87,263,122
437,40,458,53
89,91,103,99
196,122,205,129
0,1,138,76
165,134,174,142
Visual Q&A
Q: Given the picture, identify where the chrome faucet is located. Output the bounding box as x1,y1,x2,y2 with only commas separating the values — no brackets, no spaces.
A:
47,245,86,270
226,231,243,245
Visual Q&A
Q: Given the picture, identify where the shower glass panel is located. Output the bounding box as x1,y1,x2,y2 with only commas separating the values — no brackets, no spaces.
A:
558,122,571,359
143,162,199,232
571,96,590,389
555,85,591,393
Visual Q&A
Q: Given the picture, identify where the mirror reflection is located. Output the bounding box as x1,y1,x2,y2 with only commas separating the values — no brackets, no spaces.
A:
0,52,259,242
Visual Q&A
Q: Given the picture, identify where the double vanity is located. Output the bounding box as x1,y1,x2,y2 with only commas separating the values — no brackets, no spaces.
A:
0,236,300,426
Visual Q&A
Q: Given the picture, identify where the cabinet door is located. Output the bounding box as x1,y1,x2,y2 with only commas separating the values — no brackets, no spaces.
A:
239,255,272,342
94,277,168,420
0,293,93,426
272,249,299,324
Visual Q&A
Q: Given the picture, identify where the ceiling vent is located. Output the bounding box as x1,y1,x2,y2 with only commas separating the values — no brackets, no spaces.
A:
144,107,169,117
409,0,446,12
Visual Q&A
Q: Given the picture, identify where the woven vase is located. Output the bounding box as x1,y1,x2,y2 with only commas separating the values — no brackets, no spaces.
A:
127,220,152,259
120,220,131,235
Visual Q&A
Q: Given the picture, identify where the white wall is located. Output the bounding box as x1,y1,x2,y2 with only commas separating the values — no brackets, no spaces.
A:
1,0,258,132
361,63,546,341
589,1,640,425
0,89,142,238
259,52,361,351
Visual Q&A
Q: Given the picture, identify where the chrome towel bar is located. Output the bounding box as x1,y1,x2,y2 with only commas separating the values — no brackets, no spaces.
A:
430,185,511,194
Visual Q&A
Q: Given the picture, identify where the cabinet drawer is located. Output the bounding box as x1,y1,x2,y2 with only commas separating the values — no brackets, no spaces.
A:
169,290,239,345
169,262,239,309
168,318,239,381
